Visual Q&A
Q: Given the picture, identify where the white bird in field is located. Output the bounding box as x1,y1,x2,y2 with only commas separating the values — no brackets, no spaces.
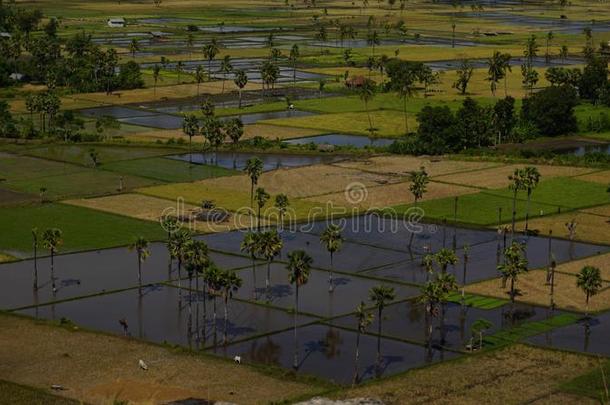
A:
139,359,148,370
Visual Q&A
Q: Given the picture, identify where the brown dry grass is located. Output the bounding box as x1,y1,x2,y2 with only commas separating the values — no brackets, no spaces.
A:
64,194,260,233
195,164,398,199
582,204,610,217
75,81,261,105
339,344,597,404
243,124,325,140
516,210,610,245
333,156,498,177
0,314,321,405
528,392,599,405
575,170,610,185
434,164,595,189
305,180,477,209
550,252,610,281
466,270,610,313
0,253,15,263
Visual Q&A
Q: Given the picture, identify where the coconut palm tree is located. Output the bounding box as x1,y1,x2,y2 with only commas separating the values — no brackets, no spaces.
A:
486,50,506,97
287,250,313,370
31,227,39,290
168,229,192,308
41,228,63,294
244,157,264,209
219,269,243,345
289,44,300,87
508,168,527,241
353,301,373,385
522,166,541,233
369,285,395,364
200,98,215,118
255,187,270,231
358,78,376,134
320,224,343,292
182,114,199,164
407,166,429,248
219,55,233,94
274,193,289,232
497,241,528,307
261,60,279,98
128,236,150,292
233,69,248,109
240,231,261,299
397,73,417,134
576,265,602,318
257,229,283,297
366,30,380,56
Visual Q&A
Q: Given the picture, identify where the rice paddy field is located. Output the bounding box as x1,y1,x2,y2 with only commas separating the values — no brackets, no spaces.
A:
2,0,610,402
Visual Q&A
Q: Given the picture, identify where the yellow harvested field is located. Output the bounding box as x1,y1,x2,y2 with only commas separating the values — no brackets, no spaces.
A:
0,314,321,405
466,270,610,313
575,170,610,185
551,252,610,281
65,194,261,233
0,253,14,263
10,96,104,113
75,81,261,105
434,164,595,189
582,204,610,217
122,128,185,143
191,164,398,199
517,210,610,245
334,156,498,177
305,180,477,209
340,344,597,404
243,124,325,140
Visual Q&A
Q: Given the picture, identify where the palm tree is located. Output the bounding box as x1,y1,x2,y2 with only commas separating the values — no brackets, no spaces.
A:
257,229,283,297
202,38,219,77
31,228,39,290
508,168,527,241
168,229,192,308
369,285,395,364
255,187,270,231
244,157,264,209
241,231,261,299
397,74,417,134
233,69,248,109
435,272,458,345
219,269,243,345
289,44,300,87
435,248,458,274
182,114,199,164
497,241,528,306
287,250,313,370
487,51,506,97
205,264,222,344
420,279,442,355
407,167,429,248
128,38,140,59
152,64,161,95
366,30,380,56
261,60,279,98
224,118,243,167
320,224,343,292
274,193,289,232
194,65,206,97
219,55,233,94
576,266,602,318
184,239,211,342
545,31,554,63
175,60,184,84
471,318,493,350
128,236,150,292
352,301,373,385
41,228,63,293
522,166,541,233
358,78,376,134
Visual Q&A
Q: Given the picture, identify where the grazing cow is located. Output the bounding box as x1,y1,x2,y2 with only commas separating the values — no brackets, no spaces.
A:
139,359,148,370
233,355,241,364
119,318,129,336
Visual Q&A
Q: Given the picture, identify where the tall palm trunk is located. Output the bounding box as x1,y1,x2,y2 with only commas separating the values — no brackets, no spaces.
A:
177,259,182,308
213,295,218,345
403,96,409,134
266,259,271,292
293,283,299,370
137,252,142,290
524,190,532,232
50,250,56,293
510,188,517,242
223,295,230,345
33,241,38,290
376,307,382,363
238,89,243,109
328,252,334,293
352,331,361,385
251,257,257,299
